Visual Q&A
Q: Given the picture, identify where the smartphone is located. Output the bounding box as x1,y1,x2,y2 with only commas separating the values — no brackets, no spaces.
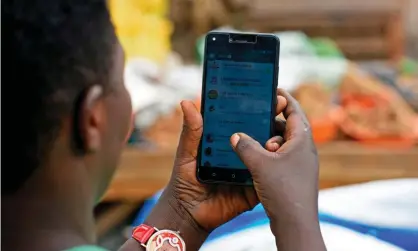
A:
196,31,280,185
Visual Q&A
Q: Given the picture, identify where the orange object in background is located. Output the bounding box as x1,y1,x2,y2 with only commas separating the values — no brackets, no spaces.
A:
311,120,337,144
292,83,339,144
338,64,418,148
311,107,342,144
338,93,418,149
339,111,417,149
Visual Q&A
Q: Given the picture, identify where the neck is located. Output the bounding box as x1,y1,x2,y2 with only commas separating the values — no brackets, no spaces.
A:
2,166,96,251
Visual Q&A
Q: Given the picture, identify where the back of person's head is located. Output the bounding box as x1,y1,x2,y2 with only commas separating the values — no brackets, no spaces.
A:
2,0,132,197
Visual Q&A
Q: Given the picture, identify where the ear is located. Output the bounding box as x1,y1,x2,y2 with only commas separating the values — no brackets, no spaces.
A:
76,85,105,153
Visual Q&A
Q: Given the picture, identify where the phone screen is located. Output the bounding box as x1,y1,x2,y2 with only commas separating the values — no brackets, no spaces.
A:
198,32,279,183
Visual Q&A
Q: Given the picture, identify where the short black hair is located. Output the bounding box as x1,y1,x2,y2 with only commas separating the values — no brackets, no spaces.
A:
2,0,117,194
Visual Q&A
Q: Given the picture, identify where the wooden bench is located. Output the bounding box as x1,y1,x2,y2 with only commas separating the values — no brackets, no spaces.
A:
103,142,418,202
243,0,406,60
172,0,406,61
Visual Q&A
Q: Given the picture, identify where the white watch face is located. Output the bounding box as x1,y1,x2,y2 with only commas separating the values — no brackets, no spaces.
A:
146,229,186,251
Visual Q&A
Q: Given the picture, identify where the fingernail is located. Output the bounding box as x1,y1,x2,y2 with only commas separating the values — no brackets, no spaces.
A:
230,133,240,147
272,143,279,151
180,101,186,112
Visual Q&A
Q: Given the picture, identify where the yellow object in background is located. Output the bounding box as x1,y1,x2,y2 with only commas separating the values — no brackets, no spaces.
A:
109,0,172,63
130,0,168,16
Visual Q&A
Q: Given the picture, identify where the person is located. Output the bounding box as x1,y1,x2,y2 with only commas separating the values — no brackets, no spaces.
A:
1,1,326,251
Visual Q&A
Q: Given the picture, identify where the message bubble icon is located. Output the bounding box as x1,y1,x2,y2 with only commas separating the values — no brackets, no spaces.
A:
208,90,219,99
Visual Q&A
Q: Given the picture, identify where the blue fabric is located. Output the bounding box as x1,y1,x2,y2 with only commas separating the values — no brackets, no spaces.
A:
132,190,418,251
319,213,418,251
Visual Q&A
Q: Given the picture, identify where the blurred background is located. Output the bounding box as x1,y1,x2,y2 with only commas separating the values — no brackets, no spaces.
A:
95,0,418,250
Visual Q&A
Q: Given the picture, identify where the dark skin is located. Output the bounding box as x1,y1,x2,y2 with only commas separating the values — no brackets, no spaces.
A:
120,89,326,251
2,43,132,251
2,39,326,251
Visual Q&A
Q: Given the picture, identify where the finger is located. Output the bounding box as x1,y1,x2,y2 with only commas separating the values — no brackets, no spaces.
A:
274,116,286,135
276,95,287,115
175,101,203,165
230,133,272,172
276,88,309,123
270,95,287,136
276,89,311,141
243,186,260,208
265,136,284,152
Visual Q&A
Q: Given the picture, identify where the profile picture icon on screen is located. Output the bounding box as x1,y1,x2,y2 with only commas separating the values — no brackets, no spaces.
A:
204,147,212,156
208,90,218,99
209,61,219,69
206,134,214,143
208,105,215,112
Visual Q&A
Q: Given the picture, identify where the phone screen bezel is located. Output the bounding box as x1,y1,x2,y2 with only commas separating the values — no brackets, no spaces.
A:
196,31,280,185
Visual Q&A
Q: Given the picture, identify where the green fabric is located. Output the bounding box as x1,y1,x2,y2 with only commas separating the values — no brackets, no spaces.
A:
196,35,205,64
400,57,418,76
64,246,108,251
309,37,344,58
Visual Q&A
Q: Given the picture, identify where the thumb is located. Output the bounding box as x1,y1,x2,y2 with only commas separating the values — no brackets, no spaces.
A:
230,133,270,172
175,101,203,166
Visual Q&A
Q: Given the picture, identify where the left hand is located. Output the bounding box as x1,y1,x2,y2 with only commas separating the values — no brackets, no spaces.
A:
162,97,287,232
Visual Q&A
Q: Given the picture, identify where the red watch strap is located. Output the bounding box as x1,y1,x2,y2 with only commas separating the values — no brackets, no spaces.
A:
132,224,156,245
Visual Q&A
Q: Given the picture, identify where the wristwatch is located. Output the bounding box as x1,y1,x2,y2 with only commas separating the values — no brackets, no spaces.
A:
132,224,186,251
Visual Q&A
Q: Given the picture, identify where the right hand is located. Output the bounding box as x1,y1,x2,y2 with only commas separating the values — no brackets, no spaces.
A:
230,89,320,224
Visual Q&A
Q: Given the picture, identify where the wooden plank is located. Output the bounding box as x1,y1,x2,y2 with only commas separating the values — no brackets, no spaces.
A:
335,37,388,58
386,12,405,61
245,14,388,30
242,0,406,61
102,142,418,202
406,0,418,38
95,203,139,237
249,0,403,16
317,142,418,188
104,148,176,201
243,16,397,59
